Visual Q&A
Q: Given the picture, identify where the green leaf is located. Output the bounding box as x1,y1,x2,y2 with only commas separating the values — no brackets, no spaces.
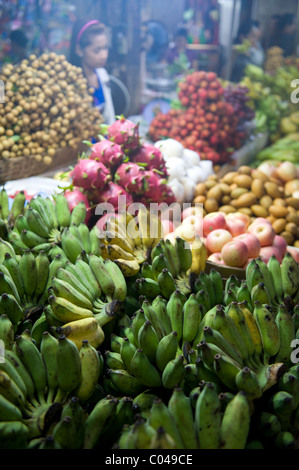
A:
82,140,93,148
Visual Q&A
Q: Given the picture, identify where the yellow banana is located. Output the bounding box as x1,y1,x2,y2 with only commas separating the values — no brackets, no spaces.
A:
57,317,105,350
188,236,207,275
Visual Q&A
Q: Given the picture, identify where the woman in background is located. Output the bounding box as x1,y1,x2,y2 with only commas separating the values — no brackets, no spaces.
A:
69,19,115,125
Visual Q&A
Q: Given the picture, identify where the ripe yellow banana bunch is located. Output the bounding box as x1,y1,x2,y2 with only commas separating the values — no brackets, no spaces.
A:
99,207,164,277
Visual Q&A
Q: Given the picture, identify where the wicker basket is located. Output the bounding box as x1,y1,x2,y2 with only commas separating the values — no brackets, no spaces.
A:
0,147,81,185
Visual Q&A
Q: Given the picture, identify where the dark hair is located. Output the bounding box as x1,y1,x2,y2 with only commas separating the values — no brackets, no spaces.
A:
68,19,107,67
236,20,259,43
278,13,296,30
10,29,28,48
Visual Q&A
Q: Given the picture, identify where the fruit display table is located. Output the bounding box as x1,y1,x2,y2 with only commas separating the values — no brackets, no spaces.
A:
0,111,299,450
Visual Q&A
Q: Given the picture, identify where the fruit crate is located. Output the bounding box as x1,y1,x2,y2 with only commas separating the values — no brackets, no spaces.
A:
205,260,246,283
0,147,79,185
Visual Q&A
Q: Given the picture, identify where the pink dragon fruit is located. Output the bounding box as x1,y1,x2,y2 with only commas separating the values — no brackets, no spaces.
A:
131,142,168,176
90,139,124,169
142,170,169,202
92,182,133,212
106,116,140,152
70,158,111,190
114,162,147,194
64,187,92,223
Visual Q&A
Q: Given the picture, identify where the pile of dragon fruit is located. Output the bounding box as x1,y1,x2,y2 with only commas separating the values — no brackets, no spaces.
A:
64,117,176,222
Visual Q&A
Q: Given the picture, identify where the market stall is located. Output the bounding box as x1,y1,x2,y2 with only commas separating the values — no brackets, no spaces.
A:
1,1,299,454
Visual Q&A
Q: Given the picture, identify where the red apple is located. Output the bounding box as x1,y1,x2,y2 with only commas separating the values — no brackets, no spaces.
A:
221,240,249,268
208,253,225,265
206,229,233,254
226,212,251,229
181,206,204,221
287,247,299,264
259,245,283,264
203,212,227,237
161,219,175,236
248,218,272,230
174,224,196,243
234,233,261,258
272,235,287,257
182,215,203,238
226,218,246,237
248,222,276,247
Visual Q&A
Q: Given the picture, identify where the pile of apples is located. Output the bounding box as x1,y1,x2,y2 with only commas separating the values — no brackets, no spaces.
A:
163,207,299,269
148,71,250,164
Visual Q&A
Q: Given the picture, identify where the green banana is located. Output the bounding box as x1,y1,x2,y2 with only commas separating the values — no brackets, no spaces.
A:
253,301,280,364
213,353,241,391
195,382,222,449
235,367,263,399
176,237,193,274
70,202,87,227
0,420,29,449
54,193,71,228
161,354,185,389
0,293,23,324
182,293,202,344
137,320,159,364
130,348,162,388
0,314,14,349
267,254,283,304
258,411,281,438
281,252,299,298
108,369,144,396
275,304,296,366
157,268,176,299
89,254,115,299
220,391,251,449
40,331,59,404
136,277,161,299
15,334,47,404
166,290,184,343
56,334,82,396
208,268,224,305
147,398,184,449
75,339,102,401
155,331,178,372
151,295,172,335
104,258,127,301
0,392,23,421
51,277,93,311
18,249,37,300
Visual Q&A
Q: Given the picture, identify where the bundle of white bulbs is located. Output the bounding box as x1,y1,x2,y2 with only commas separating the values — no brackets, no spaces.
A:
154,138,215,204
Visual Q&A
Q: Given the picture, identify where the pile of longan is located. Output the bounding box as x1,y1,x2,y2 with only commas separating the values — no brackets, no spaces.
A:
0,52,103,165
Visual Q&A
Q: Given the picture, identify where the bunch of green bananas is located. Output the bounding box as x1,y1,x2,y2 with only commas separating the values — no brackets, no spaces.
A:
0,240,63,326
246,364,299,449
0,189,26,243
99,207,163,277
0,323,103,449
101,294,192,397
46,251,128,350
225,254,299,311
10,193,97,258
101,284,222,399
117,383,251,450
133,236,208,300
